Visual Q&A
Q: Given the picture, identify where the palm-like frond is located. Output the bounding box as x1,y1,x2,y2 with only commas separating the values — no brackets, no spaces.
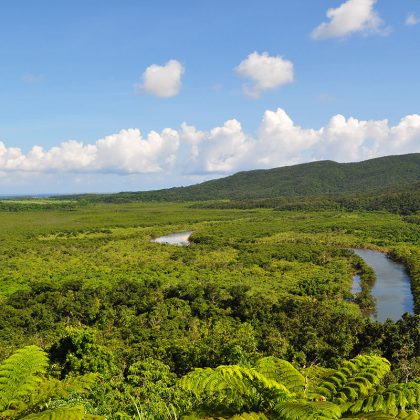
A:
21,405,104,419
254,357,305,394
228,413,269,419
341,414,398,419
343,382,420,417
0,345,48,412
178,364,292,416
28,373,99,410
313,356,390,403
274,400,342,419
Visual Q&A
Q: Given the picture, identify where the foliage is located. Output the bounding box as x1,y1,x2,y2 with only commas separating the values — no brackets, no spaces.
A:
0,200,417,417
178,364,291,417
0,346,48,413
312,355,391,403
21,406,103,419
49,327,116,379
0,346,100,419
253,357,305,394
55,153,420,202
178,356,419,420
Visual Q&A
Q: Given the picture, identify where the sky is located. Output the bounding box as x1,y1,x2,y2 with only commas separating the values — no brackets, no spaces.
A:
0,0,419,194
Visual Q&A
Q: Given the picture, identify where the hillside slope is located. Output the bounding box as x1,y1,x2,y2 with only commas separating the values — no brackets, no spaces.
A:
57,153,420,202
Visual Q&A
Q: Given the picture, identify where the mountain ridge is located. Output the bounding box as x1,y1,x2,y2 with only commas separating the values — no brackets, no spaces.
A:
61,153,420,202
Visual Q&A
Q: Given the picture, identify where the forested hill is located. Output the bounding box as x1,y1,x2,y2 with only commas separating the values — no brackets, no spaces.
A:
64,153,420,202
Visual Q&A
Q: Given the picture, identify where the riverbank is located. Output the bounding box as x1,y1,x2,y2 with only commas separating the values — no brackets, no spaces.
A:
352,249,414,322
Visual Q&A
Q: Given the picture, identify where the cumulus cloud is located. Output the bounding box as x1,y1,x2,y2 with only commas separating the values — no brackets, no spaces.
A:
235,52,294,98
0,128,179,174
0,109,419,178
201,120,254,172
135,59,184,98
405,13,420,26
311,0,387,40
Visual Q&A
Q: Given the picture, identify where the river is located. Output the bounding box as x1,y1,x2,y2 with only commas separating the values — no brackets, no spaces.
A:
151,231,193,246
151,235,414,321
352,249,414,322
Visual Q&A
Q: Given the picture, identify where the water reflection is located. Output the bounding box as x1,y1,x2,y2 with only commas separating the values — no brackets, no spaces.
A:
151,231,193,246
352,249,414,322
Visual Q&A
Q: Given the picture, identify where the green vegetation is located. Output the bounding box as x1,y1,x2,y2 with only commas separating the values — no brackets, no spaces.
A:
0,345,99,419
0,347,418,419
57,153,420,203
0,200,418,418
192,183,420,215
179,354,420,419
0,199,79,212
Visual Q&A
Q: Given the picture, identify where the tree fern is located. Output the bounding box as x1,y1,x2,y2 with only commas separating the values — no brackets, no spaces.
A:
343,382,420,418
27,373,99,412
178,356,418,420
341,412,419,419
182,412,268,420
178,364,292,416
0,346,99,419
313,356,391,403
228,413,269,419
254,357,305,394
274,400,342,419
21,405,104,419
0,346,48,412
341,414,399,419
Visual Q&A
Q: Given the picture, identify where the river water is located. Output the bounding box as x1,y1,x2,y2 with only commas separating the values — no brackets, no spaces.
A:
352,249,414,322
151,231,193,246
151,236,414,321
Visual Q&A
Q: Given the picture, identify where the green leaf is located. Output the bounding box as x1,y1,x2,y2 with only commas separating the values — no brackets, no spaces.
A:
0,345,48,412
21,405,104,419
275,400,342,419
254,357,305,394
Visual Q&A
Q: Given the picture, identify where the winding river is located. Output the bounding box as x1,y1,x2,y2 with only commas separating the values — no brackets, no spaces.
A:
151,235,414,322
352,249,414,322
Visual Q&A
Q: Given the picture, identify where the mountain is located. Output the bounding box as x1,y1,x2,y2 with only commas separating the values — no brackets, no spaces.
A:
66,153,420,203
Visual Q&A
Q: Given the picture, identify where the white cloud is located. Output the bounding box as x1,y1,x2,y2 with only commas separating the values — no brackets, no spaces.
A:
235,52,294,98
311,0,386,40
135,59,184,98
0,128,179,174
201,119,254,172
405,12,420,26
256,108,319,167
0,109,419,180
180,123,205,159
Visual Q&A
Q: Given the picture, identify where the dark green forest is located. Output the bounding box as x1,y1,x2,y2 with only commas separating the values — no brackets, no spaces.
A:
56,153,420,203
0,196,418,418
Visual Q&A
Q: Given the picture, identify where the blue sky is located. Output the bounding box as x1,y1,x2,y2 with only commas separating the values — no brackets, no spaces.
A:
0,0,419,194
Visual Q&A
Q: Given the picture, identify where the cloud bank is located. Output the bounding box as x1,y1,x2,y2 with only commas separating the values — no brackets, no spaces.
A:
311,0,386,40
1,109,419,178
135,59,184,98
235,52,294,98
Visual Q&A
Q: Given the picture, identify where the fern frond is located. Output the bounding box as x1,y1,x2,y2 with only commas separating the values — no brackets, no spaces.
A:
21,405,104,419
274,400,342,420
178,364,292,416
254,357,305,394
27,373,99,410
0,345,48,411
340,414,398,419
344,382,420,417
314,356,390,403
229,413,269,419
